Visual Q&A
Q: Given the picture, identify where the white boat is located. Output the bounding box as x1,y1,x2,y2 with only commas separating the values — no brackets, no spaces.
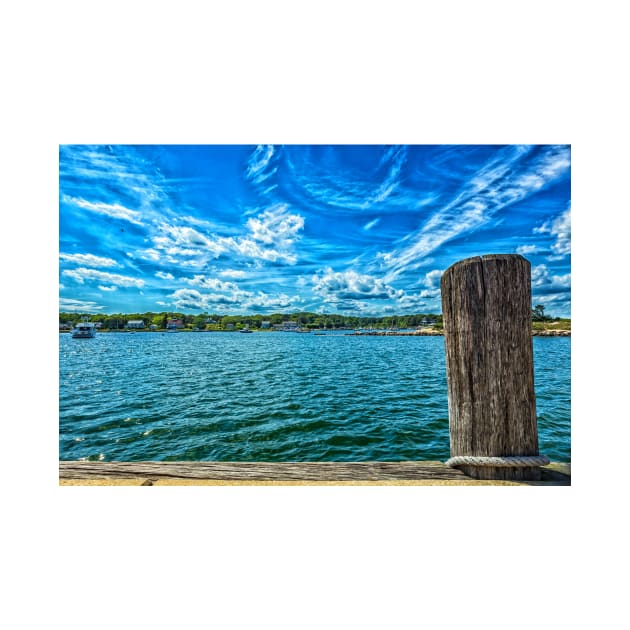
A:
71,322,97,339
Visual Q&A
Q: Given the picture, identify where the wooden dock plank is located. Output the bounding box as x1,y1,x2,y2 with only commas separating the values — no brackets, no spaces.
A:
59,461,570,485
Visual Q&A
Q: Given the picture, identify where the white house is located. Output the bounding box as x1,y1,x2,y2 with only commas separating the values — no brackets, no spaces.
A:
127,320,145,329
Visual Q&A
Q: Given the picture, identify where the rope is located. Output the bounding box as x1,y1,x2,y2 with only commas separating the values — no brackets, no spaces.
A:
446,455,550,468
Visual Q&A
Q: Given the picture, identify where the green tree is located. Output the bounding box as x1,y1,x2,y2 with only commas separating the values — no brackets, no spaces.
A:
532,304,547,321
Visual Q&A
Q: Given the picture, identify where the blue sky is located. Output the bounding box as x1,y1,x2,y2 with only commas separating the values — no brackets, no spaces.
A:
59,145,571,317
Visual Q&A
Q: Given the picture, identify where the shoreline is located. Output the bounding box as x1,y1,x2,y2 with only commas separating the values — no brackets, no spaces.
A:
59,329,571,336
344,329,570,337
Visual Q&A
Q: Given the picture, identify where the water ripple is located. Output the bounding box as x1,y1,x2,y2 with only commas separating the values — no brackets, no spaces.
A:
59,333,570,462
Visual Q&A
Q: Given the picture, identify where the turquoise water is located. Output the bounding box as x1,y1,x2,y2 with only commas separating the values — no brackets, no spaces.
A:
59,332,571,462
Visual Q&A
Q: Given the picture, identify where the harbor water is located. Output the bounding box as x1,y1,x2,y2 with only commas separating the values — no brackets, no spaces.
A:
59,332,571,462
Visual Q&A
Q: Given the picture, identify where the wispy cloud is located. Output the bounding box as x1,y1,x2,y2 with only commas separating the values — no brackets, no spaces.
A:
155,224,227,256
59,297,104,311
380,145,571,281
182,275,240,292
59,253,120,267
363,218,380,231
286,146,410,214
365,146,407,206
65,196,144,226
219,269,248,278
62,267,145,288
229,237,299,264
516,244,539,255
246,145,277,185
60,145,571,317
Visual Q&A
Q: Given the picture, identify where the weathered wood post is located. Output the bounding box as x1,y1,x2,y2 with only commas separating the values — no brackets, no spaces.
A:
441,254,547,481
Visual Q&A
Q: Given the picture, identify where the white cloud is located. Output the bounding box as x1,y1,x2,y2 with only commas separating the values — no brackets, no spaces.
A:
149,203,304,269
531,291,571,317
219,269,247,278
140,248,161,262
59,298,104,312
243,292,302,311
424,269,443,288
165,247,203,257
179,259,205,268
246,145,277,185
363,218,381,231
419,288,440,299
310,267,445,313
246,204,304,246
183,275,240,292
531,264,571,293
169,289,213,310
313,269,403,303
516,244,539,255
168,283,302,313
157,225,227,256
155,271,174,280
230,237,298,264
179,215,219,229
62,267,145,288
534,207,571,258
66,196,144,225
98,285,117,292
396,294,429,311
171,275,253,311
59,253,119,267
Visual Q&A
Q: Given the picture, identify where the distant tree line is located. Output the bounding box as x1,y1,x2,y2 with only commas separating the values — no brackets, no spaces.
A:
59,310,444,331
60,306,568,331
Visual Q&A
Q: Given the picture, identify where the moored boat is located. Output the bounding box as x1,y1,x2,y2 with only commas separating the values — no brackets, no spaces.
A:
71,322,97,339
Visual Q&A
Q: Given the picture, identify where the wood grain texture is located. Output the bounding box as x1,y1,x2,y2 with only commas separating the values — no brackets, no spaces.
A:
441,254,540,480
59,460,469,481
58,461,570,484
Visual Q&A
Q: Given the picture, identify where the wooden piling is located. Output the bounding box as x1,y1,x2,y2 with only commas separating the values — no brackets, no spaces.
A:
440,254,541,481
